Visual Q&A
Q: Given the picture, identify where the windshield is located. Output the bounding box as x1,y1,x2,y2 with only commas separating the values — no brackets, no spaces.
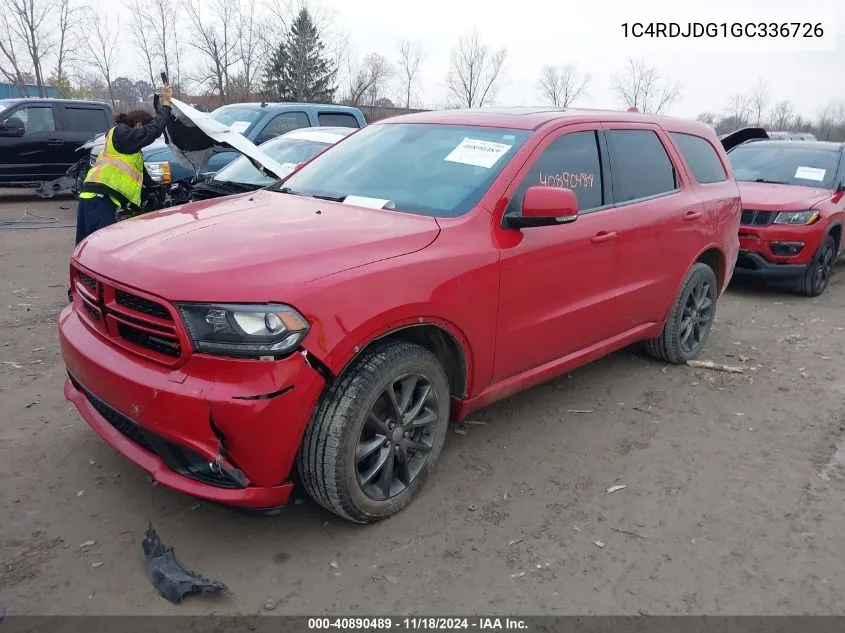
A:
729,144,841,189
0,101,10,114
214,137,334,186
276,123,531,217
210,106,264,134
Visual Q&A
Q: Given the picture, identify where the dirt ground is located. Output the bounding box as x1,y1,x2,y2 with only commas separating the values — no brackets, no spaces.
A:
1,188,845,616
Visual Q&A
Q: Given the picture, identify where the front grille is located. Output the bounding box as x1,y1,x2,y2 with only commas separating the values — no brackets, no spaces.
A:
115,290,172,321
741,210,776,226
71,264,186,365
117,323,181,357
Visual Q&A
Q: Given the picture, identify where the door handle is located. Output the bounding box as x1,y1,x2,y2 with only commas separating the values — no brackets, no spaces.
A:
47,138,63,146
684,210,702,221
591,231,617,244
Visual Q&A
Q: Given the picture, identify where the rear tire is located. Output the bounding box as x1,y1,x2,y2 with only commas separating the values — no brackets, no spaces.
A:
296,341,450,523
646,262,718,364
795,235,836,297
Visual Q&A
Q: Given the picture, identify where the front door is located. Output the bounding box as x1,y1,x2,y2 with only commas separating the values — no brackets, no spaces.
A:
0,104,62,184
493,125,621,383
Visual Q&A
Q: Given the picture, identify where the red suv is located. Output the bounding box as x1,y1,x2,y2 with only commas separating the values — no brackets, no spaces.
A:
724,131,844,296
60,108,740,523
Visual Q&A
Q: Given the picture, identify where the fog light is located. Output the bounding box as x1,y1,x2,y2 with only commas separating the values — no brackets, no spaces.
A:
770,241,805,256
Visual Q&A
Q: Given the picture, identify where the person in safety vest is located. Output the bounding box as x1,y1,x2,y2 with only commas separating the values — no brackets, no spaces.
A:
75,84,175,245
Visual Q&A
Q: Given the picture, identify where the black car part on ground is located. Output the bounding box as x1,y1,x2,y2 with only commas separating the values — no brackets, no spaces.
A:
141,524,227,604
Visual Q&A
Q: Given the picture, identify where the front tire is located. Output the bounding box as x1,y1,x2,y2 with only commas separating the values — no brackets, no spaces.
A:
297,341,451,523
646,262,718,364
795,235,836,297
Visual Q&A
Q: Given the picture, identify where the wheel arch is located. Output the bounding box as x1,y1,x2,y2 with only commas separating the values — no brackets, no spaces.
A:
694,246,726,291
826,221,842,254
326,319,473,401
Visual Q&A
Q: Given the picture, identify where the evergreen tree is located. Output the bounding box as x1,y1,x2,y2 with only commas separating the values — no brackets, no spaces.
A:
262,7,336,103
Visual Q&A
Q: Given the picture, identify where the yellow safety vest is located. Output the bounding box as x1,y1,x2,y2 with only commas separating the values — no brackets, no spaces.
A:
82,127,144,207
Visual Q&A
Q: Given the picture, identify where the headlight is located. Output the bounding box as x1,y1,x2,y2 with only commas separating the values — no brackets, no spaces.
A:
774,210,818,225
177,303,310,359
145,161,172,184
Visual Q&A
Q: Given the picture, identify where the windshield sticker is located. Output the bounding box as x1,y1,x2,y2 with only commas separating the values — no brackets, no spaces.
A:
540,171,595,189
444,138,512,169
794,166,826,181
229,121,251,134
343,196,395,209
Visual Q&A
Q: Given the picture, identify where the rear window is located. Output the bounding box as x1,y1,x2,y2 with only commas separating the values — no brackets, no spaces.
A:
64,107,110,134
606,130,678,203
318,112,360,128
670,132,727,184
728,144,840,189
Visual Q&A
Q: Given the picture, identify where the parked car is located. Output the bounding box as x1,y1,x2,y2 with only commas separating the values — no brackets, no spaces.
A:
60,107,740,522
722,128,844,296
189,126,355,201
84,102,366,185
0,98,112,187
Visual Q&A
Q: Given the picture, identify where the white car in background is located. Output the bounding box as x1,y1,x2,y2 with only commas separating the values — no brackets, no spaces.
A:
188,126,356,201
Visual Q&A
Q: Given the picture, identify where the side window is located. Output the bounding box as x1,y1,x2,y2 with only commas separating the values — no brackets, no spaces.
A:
506,130,603,215
4,106,57,135
606,129,677,203
670,132,727,184
258,111,310,142
318,112,360,128
64,107,110,134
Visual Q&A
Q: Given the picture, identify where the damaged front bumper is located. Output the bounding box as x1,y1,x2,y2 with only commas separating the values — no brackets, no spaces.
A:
59,304,326,510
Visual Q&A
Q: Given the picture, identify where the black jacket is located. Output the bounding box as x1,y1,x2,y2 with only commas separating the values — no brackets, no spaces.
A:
81,105,175,206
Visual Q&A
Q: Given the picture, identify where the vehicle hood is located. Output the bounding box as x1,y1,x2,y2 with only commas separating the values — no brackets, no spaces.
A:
165,99,288,179
73,190,441,302
736,181,832,210
720,127,769,152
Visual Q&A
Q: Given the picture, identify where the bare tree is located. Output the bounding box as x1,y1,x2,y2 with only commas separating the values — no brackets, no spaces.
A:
396,39,423,109
0,12,30,95
9,0,55,96
236,0,262,99
446,30,506,108
53,0,81,88
146,0,174,81
128,0,159,89
345,52,393,106
816,100,845,141
537,64,590,107
611,58,681,114
184,0,239,105
724,93,753,127
750,78,768,126
768,100,795,131
83,11,119,106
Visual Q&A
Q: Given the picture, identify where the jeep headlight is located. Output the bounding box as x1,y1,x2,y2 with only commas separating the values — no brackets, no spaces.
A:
145,161,171,184
773,210,818,225
177,303,310,359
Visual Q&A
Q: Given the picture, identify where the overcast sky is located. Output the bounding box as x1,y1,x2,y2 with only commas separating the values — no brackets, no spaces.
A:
314,0,842,119
100,0,842,120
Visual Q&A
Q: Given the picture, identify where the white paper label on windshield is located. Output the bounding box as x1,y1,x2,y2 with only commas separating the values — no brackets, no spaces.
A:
229,121,251,134
794,166,826,181
444,138,512,169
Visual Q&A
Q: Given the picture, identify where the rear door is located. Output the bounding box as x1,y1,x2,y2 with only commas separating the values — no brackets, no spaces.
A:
601,124,697,329
59,104,111,160
0,103,62,183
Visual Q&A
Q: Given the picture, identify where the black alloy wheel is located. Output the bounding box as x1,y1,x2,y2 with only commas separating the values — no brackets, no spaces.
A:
679,277,716,355
355,373,439,501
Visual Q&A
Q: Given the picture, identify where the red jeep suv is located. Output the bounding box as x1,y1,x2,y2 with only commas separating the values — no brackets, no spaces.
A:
725,133,844,296
60,108,741,523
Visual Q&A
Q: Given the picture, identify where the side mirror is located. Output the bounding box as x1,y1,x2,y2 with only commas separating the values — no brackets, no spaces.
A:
0,121,25,137
504,186,579,229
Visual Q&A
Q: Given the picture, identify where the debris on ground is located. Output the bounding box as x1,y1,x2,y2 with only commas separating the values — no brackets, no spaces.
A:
606,485,627,494
264,599,277,611
91,562,104,568
568,409,594,414
141,523,227,604
510,571,526,578
454,428,467,436
467,504,478,512
329,561,339,569
508,538,523,546
79,541,96,549
463,420,487,425
686,360,745,374
612,527,648,540
593,540,606,549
